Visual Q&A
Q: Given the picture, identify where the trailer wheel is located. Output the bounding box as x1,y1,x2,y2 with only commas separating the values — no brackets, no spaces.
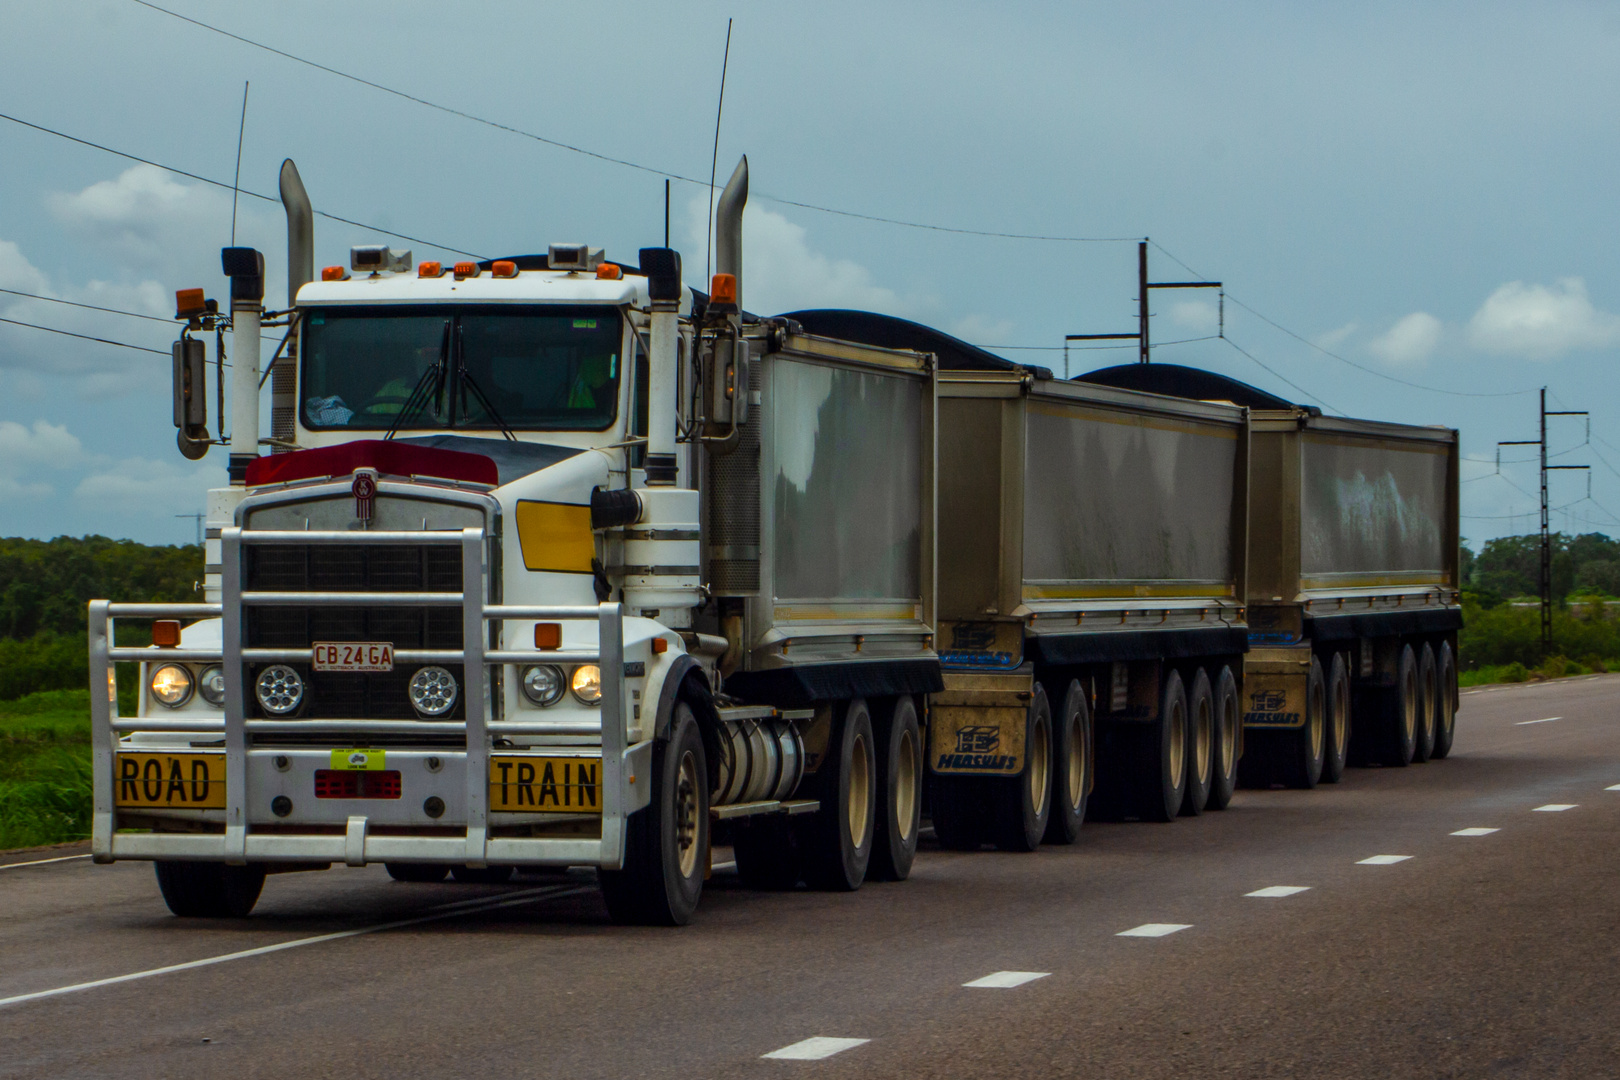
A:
1180,669,1215,816
154,861,265,918
989,683,1053,851
1413,643,1438,763
386,863,450,883
801,699,876,890
599,701,709,924
1379,644,1420,767
451,864,514,884
1431,642,1458,759
1208,665,1240,810
870,696,923,880
1321,652,1351,783
1043,679,1092,844
1282,657,1327,789
1137,669,1189,822
732,816,802,890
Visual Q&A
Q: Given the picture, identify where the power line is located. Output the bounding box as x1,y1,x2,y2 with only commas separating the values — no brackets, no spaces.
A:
0,109,483,259
986,335,1218,354
0,286,172,324
129,0,1138,244
1220,335,1335,412
0,314,170,355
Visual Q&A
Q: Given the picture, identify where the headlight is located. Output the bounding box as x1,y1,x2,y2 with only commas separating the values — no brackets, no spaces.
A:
521,664,565,706
570,664,603,706
198,665,226,707
255,665,305,716
149,664,193,708
409,666,459,717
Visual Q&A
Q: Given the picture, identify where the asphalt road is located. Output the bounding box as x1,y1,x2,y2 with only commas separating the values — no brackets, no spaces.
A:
3,675,1618,1079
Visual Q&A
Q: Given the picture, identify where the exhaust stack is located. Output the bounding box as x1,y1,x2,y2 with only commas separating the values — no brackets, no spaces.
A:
714,156,747,312
273,160,313,451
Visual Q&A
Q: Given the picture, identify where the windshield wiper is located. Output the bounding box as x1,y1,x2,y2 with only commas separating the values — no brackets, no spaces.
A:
383,320,451,440
452,322,517,442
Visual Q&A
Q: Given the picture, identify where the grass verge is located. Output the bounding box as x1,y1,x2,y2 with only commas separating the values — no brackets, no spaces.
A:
0,689,92,850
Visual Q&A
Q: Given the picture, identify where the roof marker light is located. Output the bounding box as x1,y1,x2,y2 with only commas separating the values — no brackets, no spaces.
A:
709,273,738,313
321,265,348,281
418,261,443,278
453,261,479,279
491,260,518,278
174,288,207,319
596,262,622,280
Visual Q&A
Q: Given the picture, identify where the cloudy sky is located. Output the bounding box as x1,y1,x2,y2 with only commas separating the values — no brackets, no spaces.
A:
2,1,1618,547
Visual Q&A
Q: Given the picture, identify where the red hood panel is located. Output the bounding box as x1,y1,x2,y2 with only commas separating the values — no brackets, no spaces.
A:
244,440,499,488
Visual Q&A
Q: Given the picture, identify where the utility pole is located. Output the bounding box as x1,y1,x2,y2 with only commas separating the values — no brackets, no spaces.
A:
1499,387,1588,659
175,512,205,547
1064,240,1222,375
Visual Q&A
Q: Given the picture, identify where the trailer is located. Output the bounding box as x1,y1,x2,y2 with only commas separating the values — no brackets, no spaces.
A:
1078,363,1462,787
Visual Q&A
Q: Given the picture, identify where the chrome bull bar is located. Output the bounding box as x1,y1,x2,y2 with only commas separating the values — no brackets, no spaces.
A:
89,526,638,870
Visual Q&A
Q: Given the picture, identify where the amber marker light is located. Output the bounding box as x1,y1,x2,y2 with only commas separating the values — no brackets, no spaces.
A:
709,273,737,307
651,636,668,655
534,623,562,650
174,288,207,319
321,265,347,281
418,261,442,278
152,619,182,648
491,260,518,278
453,261,479,279
596,262,622,280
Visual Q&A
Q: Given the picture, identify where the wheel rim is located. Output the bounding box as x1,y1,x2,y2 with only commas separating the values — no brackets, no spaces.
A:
1333,675,1350,759
1169,701,1186,787
1309,680,1325,760
675,749,701,879
1066,714,1084,806
1194,699,1212,787
1401,668,1416,741
1220,693,1237,776
1028,714,1050,812
895,727,918,843
847,732,872,848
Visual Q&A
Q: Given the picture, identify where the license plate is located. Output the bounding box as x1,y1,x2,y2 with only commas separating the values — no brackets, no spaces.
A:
115,753,226,809
312,642,394,672
489,756,602,814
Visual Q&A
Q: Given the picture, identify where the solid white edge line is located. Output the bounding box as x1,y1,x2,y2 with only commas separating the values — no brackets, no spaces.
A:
0,854,92,871
762,1037,870,1060
0,884,589,1010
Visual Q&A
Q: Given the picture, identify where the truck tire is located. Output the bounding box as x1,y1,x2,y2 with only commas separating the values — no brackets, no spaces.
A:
801,699,876,890
1432,641,1458,759
1380,644,1419,767
387,863,450,883
1136,668,1189,822
870,695,922,881
992,684,1053,851
930,775,986,849
1282,656,1327,789
154,861,266,918
732,816,802,890
451,864,514,884
1321,652,1351,784
1413,643,1438,763
599,701,709,924
1043,679,1092,844
1208,665,1240,810
1180,668,1215,817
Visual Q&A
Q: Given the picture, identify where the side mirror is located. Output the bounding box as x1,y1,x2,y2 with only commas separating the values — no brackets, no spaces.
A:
173,336,210,460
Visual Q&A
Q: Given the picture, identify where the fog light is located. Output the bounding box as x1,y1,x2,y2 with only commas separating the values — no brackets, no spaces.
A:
150,664,194,708
255,665,304,715
198,664,226,707
409,667,458,717
271,795,293,818
423,796,446,819
522,664,565,706
570,664,603,706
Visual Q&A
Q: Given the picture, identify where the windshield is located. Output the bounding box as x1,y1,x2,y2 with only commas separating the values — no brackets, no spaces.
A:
300,305,622,431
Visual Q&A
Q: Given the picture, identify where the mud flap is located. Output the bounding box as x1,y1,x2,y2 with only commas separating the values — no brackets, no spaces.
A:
927,671,1033,776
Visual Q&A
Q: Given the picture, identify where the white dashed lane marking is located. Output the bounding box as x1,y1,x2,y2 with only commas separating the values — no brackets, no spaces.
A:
1516,716,1562,725
1451,828,1500,836
1606,784,1620,791
1117,923,1192,938
963,971,1049,989
1245,886,1311,898
1533,804,1577,812
1357,855,1413,865
763,1038,870,1061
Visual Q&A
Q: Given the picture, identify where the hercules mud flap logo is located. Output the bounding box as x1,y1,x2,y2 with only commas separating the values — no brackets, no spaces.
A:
936,725,1015,770
1244,688,1300,725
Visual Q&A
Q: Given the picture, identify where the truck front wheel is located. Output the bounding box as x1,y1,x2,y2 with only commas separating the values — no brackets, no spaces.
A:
154,861,265,918
599,701,709,925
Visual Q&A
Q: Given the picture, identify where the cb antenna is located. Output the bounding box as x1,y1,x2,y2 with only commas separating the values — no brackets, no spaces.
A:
704,18,733,286
230,81,249,244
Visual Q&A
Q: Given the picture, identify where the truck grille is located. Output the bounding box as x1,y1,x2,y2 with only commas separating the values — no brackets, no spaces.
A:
245,544,465,720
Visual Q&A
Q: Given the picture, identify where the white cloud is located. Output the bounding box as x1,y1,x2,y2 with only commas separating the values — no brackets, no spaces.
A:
1368,311,1441,366
0,419,85,502
74,455,217,517
1315,322,1357,351
949,312,1016,345
1169,299,1218,334
1467,277,1620,361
